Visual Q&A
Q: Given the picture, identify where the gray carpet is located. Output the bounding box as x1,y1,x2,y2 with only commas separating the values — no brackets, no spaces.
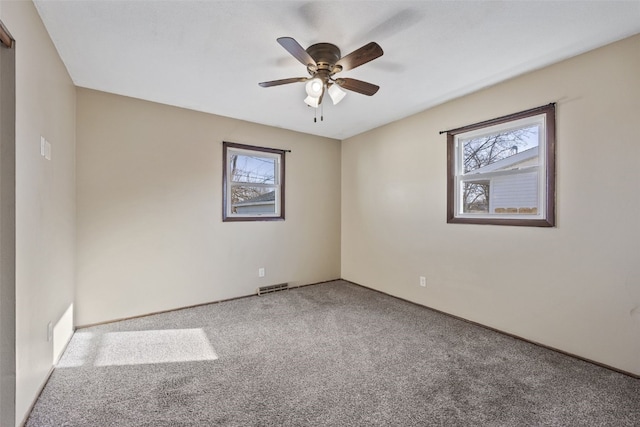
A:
26,280,640,426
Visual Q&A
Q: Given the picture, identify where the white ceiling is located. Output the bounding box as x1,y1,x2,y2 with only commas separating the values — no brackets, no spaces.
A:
34,0,640,140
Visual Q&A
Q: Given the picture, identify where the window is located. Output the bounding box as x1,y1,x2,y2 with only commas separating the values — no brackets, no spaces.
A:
223,142,286,221
446,104,555,227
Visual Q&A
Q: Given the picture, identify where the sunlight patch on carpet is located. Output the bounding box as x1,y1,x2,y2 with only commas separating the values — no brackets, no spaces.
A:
94,328,218,366
57,330,94,368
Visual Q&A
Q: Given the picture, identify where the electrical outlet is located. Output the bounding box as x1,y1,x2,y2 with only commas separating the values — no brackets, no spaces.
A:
419,276,427,287
47,321,53,342
40,136,52,160
258,268,265,278
45,140,52,160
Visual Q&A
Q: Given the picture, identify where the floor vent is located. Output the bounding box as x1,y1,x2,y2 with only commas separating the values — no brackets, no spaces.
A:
257,283,289,296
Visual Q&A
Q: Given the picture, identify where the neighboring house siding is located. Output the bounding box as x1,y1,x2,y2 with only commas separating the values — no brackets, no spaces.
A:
233,190,276,214
235,204,274,214
490,171,538,213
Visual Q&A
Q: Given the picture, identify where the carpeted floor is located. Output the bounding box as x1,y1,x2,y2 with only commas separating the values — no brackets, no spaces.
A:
26,280,640,426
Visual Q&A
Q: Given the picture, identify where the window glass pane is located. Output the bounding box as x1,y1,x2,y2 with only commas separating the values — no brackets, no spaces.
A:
462,181,490,214
229,154,276,184
462,125,539,174
230,186,277,215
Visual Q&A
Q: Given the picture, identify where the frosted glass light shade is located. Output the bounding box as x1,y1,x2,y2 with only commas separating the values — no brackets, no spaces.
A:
305,78,324,97
304,95,320,108
328,84,346,105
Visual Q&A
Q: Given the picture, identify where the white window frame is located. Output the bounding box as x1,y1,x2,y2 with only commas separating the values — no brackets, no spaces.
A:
222,142,286,222
446,104,556,227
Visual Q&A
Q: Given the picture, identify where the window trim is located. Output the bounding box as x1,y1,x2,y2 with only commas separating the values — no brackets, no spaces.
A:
446,103,556,227
222,141,286,222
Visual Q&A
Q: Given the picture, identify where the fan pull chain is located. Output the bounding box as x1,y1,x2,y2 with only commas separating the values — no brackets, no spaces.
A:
312,103,324,123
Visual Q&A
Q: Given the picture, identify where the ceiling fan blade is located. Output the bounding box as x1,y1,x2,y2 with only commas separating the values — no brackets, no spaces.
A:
335,42,383,72
259,77,308,88
277,37,317,67
335,78,380,96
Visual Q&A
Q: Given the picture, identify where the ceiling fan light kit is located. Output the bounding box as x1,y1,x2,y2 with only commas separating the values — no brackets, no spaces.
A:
259,37,383,119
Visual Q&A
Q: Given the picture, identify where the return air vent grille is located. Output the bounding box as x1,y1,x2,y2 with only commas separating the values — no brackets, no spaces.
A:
257,283,289,296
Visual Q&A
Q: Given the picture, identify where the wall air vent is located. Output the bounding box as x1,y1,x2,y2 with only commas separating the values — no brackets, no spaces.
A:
257,283,289,296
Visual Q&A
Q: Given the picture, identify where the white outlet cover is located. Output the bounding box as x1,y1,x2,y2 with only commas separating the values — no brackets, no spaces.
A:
40,137,52,160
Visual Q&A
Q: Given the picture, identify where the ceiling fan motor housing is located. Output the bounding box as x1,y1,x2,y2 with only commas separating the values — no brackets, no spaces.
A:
306,43,342,76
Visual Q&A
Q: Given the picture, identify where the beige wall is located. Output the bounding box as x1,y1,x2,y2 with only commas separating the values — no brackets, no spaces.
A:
76,89,341,326
0,1,76,425
342,34,640,376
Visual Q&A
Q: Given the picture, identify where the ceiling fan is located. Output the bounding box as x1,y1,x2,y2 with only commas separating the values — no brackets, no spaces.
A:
259,37,383,109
